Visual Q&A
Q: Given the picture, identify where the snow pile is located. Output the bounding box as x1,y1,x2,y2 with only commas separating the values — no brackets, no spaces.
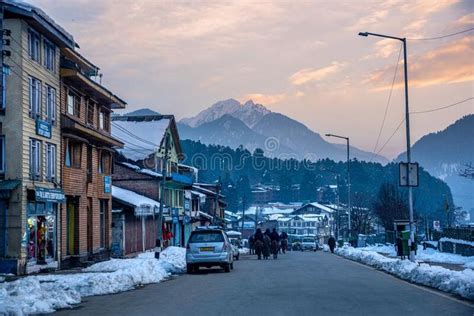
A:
336,246,474,300
238,247,250,255
360,244,474,266
322,244,329,252
439,238,474,247
0,247,186,315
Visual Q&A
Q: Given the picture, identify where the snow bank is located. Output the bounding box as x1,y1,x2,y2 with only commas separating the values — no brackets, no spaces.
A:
238,247,250,255
360,244,474,266
336,246,474,300
322,244,329,252
0,247,186,315
439,238,474,247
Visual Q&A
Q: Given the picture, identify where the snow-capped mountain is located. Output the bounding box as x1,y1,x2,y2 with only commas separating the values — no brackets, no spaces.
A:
178,99,388,164
180,99,270,128
396,114,474,213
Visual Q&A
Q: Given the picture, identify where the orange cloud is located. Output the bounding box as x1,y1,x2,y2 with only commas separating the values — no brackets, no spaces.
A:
289,62,346,85
365,35,474,91
241,93,286,105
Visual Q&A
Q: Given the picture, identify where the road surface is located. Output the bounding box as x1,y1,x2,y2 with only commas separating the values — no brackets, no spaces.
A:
56,251,473,316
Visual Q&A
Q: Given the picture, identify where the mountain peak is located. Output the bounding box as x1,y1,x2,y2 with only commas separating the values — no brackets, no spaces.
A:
180,99,271,128
124,108,161,117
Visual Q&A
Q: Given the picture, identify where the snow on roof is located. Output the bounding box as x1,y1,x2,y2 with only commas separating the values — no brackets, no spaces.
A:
226,230,242,236
119,162,140,170
139,168,163,178
112,119,169,161
267,214,284,221
112,186,160,215
305,202,335,213
198,211,213,220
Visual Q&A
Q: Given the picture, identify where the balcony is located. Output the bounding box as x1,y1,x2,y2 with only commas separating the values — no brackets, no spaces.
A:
62,115,123,148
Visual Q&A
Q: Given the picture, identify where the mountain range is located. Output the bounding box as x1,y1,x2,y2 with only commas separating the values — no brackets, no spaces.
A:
396,114,474,213
177,99,388,163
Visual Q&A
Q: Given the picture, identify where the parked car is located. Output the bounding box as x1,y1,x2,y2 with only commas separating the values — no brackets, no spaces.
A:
301,237,318,251
186,228,234,274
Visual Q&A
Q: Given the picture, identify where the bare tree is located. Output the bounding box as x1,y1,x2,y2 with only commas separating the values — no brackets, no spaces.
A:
373,183,409,231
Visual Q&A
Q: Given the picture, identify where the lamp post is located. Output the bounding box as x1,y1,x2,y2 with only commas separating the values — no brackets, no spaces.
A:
359,31,415,261
325,134,350,241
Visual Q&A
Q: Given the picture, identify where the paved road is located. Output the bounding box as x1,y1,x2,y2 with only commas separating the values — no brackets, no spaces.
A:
56,251,473,316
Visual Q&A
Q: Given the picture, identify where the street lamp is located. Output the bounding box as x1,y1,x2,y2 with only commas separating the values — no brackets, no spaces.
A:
325,134,351,241
359,31,415,261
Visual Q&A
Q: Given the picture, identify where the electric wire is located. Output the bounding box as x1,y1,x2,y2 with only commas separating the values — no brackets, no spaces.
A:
411,97,473,114
407,27,474,41
370,43,403,162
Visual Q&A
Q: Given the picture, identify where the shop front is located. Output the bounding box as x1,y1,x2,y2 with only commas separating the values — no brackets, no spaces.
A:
25,187,65,273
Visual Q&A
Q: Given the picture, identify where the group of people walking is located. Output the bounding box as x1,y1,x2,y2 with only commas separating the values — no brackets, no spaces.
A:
248,228,289,260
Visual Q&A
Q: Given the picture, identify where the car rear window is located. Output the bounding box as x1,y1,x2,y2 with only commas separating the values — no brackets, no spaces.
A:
190,231,224,243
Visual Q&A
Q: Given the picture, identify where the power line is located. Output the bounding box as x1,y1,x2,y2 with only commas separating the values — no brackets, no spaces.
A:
370,43,403,162
411,97,473,114
375,119,405,156
407,27,474,41
111,121,161,148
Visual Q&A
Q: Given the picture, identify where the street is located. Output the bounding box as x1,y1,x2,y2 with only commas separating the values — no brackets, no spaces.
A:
56,251,473,316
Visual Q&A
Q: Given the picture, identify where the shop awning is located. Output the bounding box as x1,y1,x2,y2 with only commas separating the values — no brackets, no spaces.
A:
0,180,20,199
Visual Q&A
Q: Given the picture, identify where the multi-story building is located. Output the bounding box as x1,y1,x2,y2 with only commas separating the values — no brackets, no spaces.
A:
59,46,126,267
111,114,193,247
0,2,73,274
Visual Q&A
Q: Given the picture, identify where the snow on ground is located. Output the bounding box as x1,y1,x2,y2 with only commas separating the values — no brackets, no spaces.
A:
336,246,474,300
238,247,250,255
0,247,186,315
360,244,474,267
322,244,329,252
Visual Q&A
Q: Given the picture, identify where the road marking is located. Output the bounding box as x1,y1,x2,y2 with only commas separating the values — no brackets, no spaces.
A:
333,253,474,308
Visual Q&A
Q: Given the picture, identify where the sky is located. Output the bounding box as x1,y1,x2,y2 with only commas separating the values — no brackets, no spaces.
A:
31,0,473,159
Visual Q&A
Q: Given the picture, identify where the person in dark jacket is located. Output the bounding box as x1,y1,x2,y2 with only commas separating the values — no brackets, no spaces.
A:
328,236,336,253
248,235,255,255
396,236,405,259
270,228,280,259
263,234,271,260
254,229,264,260
280,231,288,254
264,228,271,240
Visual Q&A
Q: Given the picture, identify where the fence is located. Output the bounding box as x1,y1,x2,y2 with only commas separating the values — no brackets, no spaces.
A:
433,227,474,242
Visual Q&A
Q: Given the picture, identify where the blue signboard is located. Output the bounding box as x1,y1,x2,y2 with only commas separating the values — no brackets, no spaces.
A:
36,119,52,139
35,187,65,203
172,208,179,224
104,176,111,193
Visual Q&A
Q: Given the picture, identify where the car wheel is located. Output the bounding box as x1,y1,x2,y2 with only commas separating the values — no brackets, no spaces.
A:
224,263,231,273
187,264,194,274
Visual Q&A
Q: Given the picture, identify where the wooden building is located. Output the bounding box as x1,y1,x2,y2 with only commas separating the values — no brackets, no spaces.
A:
59,46,126,267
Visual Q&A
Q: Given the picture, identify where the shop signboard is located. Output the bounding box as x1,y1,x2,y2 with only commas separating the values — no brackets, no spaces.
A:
399,162,419,187
172,208,179,224
104,176,111,193
36,119,52,139
35,187,65,203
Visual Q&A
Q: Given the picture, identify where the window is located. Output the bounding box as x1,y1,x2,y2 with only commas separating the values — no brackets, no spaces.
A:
99,199,108,249
65,141,81,168
0,136,4,174
45,86,56,124
29,139,41,180
43,39,56,71
67,90,80,117
99,110,109,131
98,151,110,174
1,65,10,112
86,100,95,126
29,77,41,118
28,29,40,62
45,143,56,182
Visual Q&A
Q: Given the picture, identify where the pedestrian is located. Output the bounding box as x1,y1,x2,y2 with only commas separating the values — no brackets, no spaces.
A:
264,228,271,240
396,236,405,260
249,235,255,255
270,228,280,259
263,234,271,260
254,228,264,260
328,235,336,254
280,231,288,254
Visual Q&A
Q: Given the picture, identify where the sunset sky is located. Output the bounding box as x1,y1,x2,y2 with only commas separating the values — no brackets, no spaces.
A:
32,0,473,159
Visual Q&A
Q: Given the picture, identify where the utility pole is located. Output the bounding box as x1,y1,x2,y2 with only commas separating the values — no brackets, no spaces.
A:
325,134,350,241
359,32,415,261
157,132,169,251
241,196,246,234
